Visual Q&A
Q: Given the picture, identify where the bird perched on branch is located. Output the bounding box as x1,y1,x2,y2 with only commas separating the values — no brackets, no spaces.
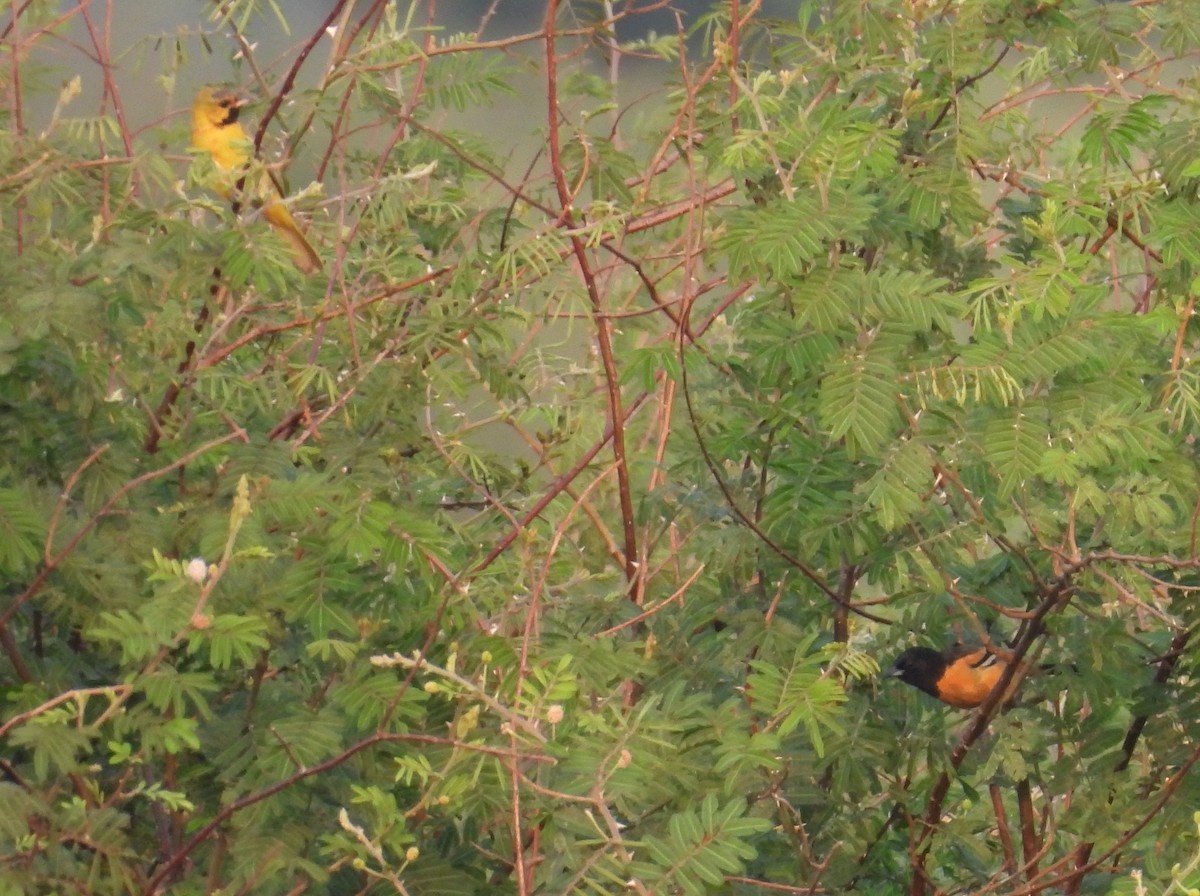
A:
190,86,322,274
888,644,1028,709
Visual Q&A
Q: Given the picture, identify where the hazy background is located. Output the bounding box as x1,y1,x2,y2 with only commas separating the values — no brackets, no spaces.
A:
33,1,799,122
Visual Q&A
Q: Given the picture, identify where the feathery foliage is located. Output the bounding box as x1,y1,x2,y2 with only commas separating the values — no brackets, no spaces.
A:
2,1,1200,894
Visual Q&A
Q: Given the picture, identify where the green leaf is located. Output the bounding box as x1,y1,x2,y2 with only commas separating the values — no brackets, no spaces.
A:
818,349,899,457
985,408,1047,500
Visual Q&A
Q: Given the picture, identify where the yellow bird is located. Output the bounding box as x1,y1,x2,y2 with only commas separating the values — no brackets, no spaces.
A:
190,86,322,274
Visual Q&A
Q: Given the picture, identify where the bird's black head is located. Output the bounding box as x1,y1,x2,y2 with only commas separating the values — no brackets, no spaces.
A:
887,646,947,699
211,90,244,126
218,96,242,125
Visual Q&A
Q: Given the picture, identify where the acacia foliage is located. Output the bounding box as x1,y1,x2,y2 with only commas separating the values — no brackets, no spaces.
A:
2,0,1200,894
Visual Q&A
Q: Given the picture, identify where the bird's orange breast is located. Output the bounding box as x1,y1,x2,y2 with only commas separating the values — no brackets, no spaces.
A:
937,649,1007,708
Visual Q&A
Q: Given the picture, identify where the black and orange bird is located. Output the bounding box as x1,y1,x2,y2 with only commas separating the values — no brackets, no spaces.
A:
888,644,1028,709
190,86,322,274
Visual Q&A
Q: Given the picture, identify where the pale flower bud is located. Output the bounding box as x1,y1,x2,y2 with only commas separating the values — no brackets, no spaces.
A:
186,558,208,583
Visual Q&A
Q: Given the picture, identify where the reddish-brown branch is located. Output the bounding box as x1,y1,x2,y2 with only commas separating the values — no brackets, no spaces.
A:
1115,627,1191,773
251,1,355,153
543,0,639,595
1016,778,1039,882
990,783,1018,875
144,288,215,455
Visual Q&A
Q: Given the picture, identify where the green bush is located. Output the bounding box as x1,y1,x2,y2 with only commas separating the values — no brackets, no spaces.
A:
1,1,1199,894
